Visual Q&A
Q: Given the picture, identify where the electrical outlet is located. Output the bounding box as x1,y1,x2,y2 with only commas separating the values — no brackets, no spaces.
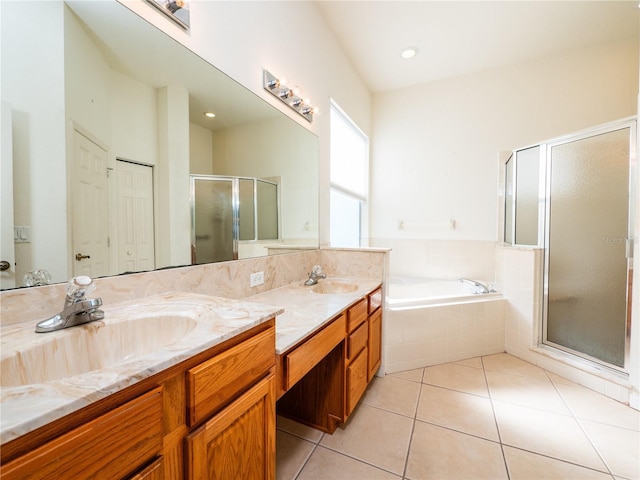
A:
250,271,265,287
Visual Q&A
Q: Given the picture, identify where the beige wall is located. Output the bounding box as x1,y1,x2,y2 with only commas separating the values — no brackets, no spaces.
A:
370,38,638,244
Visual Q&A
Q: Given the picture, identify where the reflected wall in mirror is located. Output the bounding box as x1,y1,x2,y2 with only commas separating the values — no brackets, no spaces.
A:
0,0,319,290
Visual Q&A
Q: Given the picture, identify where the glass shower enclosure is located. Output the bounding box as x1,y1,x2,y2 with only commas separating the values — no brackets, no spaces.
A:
190,175,279,264
504,118,635,372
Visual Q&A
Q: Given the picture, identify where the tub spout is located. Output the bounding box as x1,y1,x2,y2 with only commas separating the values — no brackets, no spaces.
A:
459,278,490,294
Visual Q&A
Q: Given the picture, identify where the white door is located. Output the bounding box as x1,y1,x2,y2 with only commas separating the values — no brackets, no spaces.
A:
116,160,155,273
72,130,109,278
1,102,16,289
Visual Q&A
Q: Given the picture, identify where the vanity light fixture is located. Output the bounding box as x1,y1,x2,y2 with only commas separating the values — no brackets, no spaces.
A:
263,70,315,123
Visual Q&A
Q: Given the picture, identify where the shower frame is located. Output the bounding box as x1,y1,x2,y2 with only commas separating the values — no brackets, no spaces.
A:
504,116,636,375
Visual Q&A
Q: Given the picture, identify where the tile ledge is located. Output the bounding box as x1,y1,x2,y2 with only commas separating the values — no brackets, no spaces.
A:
530,345,630,388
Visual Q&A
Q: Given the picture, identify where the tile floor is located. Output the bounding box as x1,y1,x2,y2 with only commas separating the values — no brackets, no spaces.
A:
275,353,640,480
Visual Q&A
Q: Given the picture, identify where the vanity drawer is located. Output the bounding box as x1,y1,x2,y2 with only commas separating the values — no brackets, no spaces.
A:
187,326,275,426
2,387,163,480
368,286,382,314
347,298,368,333
284,314,346,390
347,321,368,361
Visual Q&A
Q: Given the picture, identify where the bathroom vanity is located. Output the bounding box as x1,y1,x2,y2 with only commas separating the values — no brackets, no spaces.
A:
0,293,280,479
248,279,383,433
276,286,382,432
0,278,383,479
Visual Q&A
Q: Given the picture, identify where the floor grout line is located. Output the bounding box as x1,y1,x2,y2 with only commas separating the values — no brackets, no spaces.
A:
279,354,638,480
546,370,618,479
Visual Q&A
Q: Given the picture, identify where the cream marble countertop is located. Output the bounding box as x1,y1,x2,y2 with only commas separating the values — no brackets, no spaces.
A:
0,291,282,444
247,276,382,354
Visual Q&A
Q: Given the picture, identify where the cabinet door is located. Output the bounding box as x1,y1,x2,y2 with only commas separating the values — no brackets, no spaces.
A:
128,457,164,480
368,308,382,380
346,348,368,417
185,375,275,480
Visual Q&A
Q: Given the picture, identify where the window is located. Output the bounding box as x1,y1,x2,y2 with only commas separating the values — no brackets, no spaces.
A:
329,101,368,247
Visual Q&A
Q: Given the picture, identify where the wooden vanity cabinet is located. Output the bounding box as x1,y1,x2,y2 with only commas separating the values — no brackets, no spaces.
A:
185,375,275,479
276,285,383,433
1,387,164,480
0,319,276,480
344,298,369,419
367,286,383,380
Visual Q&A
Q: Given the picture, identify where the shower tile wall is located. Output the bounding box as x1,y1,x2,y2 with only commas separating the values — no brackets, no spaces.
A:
370,239,496,282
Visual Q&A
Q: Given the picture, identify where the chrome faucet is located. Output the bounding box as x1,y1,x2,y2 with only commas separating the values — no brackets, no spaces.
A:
35,276,105,333
304,265,326,286
459,278,491,294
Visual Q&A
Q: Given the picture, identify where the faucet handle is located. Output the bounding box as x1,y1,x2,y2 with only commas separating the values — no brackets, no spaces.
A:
311,265,323,275
66,275,95,300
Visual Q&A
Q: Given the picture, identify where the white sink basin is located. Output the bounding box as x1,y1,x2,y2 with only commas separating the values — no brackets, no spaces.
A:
311,280,359,294
1,314,197,387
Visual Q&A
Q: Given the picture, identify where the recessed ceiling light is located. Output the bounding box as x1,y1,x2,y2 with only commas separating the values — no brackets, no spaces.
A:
401,47,418,59
204,111,216,118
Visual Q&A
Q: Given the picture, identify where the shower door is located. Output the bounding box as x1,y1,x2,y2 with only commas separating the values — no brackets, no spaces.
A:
543,122,634,369
191,177,237,264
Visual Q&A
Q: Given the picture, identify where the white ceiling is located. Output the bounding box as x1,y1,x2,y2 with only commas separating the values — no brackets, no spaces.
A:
315,1,639,93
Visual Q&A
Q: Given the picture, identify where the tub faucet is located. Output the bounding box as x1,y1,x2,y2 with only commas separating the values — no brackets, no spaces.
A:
459,278,491,294
35,276,105,333
304,265,326,286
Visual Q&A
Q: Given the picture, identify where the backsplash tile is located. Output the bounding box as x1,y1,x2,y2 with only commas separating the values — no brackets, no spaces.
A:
0,249,389,328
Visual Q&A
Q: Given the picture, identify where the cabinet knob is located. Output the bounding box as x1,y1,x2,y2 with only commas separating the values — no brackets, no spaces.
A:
0,260,10,271
75,253,91,261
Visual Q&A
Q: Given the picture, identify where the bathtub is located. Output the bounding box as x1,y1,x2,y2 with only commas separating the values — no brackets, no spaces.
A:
387,277,502,309
385,277,506,373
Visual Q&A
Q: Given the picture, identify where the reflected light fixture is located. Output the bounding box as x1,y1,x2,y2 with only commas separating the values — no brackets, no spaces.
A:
401,47,418,59
263,70,316,122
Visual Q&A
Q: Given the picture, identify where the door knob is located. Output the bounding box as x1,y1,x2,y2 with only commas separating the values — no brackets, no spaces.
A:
0,260,10,271
75,253,91,261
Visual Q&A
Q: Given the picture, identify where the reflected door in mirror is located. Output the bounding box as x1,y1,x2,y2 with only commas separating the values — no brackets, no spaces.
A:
72,130,109,278
193,178,236,264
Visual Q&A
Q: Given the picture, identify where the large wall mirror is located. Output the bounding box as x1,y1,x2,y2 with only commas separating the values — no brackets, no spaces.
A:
1,0,319,290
